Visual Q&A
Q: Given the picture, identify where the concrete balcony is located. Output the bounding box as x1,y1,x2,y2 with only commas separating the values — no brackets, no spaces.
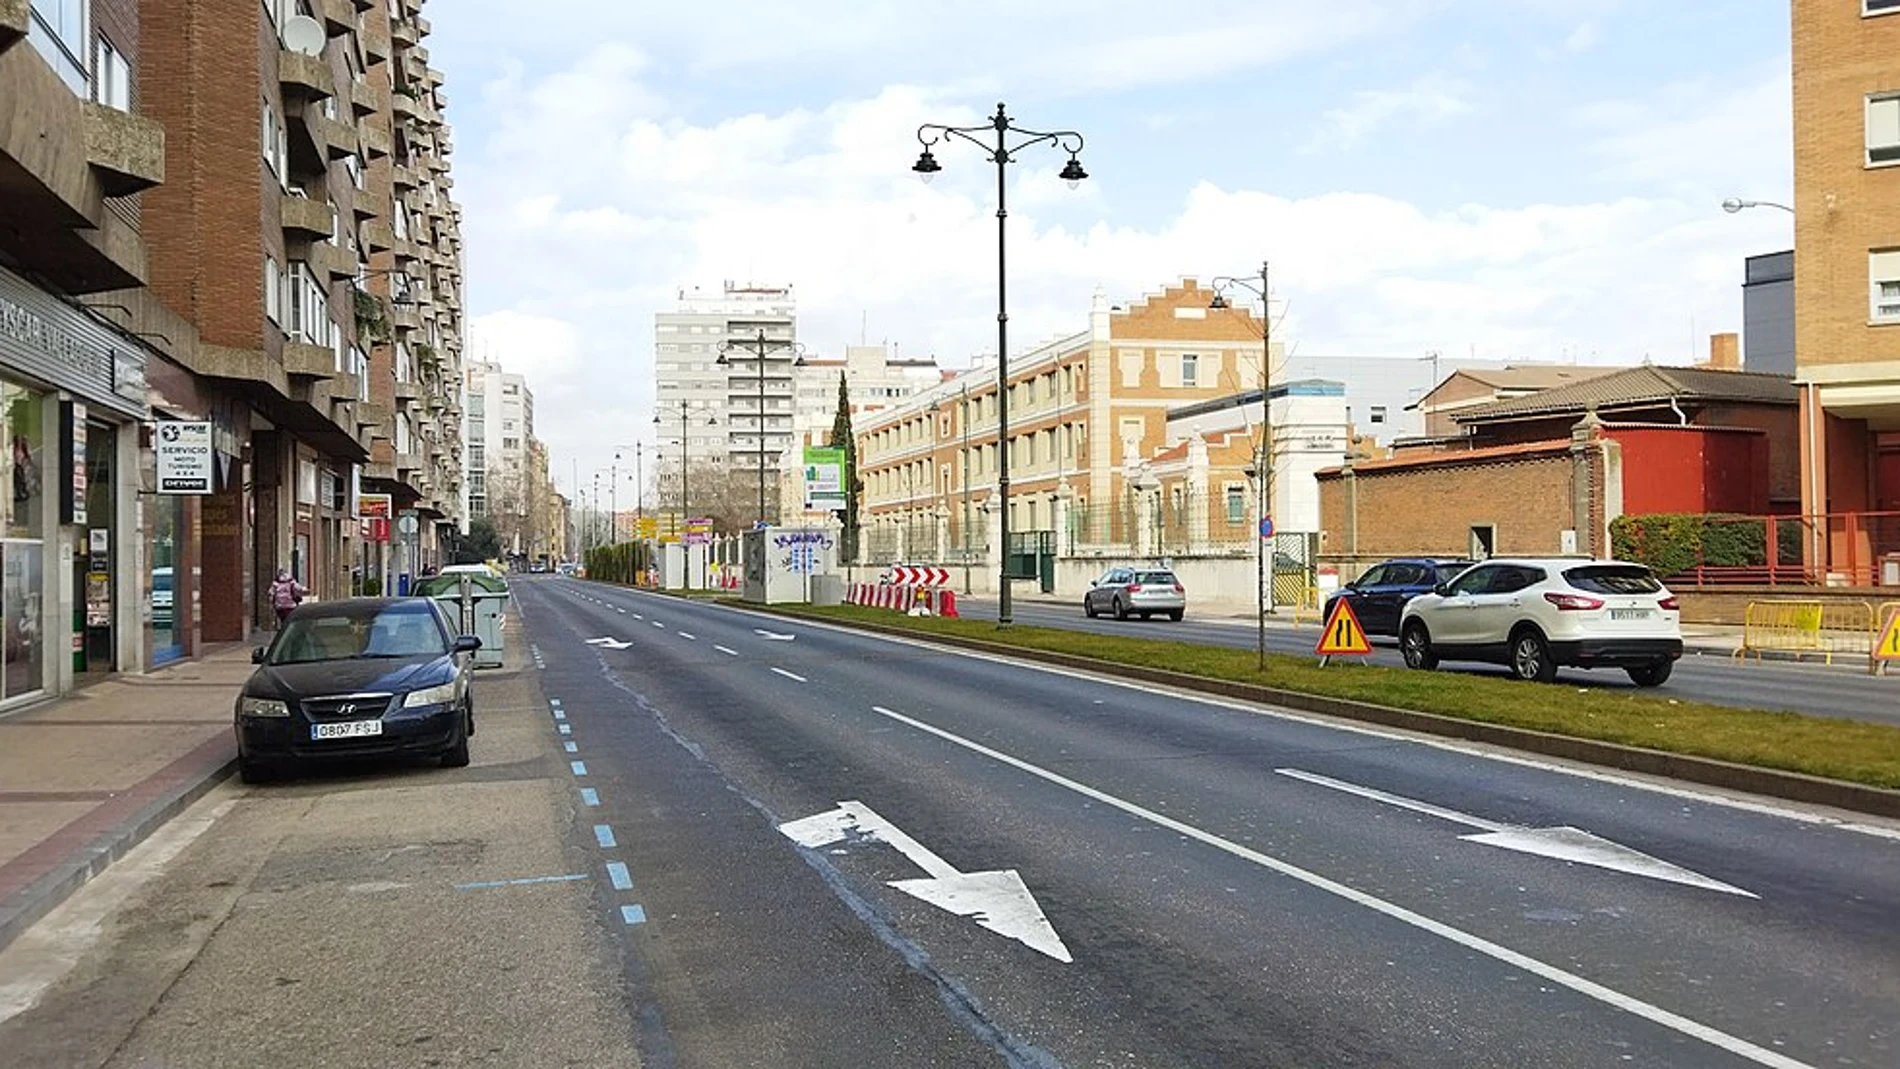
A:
349,79,382,118
395,450,423,474
280,192,335,240
351,189,380,220
392,239,424,269
360,120,391,159
355,400,390,431
391,304,422,333
361,21,390,63
308,240,357,280
391,17,419,48
283,339,338,379
393,378,421,403
317,0,356,35
1,1,26,53
415,16,431,38
391,160,420,191
279,51,335,102
311,111,357,159
361,219,394,253
82,101,165,195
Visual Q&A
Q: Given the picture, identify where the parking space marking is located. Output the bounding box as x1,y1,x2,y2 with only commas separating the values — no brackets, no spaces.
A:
771,667,808,683
580,788,600,807
554,709,567,721
571,760,588,776
606,862,632,891
456,874,589,891
620,905,647,926
558,723,571,736
594,824,617,849
564,741,579,753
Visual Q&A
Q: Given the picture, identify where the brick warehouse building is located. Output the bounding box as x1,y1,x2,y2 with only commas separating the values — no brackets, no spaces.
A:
100,0,466,650
1790,0,1900,582
1316,366,1798,570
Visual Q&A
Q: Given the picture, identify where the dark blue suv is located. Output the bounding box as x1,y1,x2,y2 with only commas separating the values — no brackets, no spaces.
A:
1325,558,1474,637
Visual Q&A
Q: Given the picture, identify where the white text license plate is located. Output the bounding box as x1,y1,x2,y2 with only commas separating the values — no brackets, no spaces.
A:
1609,608,1652,621
312,720,384,741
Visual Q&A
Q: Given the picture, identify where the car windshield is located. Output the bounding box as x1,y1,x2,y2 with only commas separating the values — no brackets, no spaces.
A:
1563,565,1663,594
270,604,446,664
1135,572,1177,585
1434,563,1473,586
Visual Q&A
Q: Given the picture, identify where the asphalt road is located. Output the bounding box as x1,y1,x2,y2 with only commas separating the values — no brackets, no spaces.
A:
958,596,1900,726
516,576,1897,1067
6,577,1894,1068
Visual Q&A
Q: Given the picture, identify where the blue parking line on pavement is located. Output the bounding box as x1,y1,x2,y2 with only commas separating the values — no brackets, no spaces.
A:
620,904,647,926
594,824,617,848
558,723,571,736
564,741,579,753
571,760,587,776
456,874,588,891
554,710,567,721
579,788,599,807
606,862,632,890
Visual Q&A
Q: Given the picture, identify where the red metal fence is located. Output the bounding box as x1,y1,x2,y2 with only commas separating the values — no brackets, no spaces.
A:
1616,511,1900,589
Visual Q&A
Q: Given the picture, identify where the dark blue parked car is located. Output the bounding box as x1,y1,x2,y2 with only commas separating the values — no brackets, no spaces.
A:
1325,558,1475,637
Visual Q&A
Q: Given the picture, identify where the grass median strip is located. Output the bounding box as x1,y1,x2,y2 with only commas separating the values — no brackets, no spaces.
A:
767,604,1900,791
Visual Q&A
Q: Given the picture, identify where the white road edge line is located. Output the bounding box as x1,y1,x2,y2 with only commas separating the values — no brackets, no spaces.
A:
713,645,739,656
866,704,1812,1069
731,608,1900,843
770,667,808,683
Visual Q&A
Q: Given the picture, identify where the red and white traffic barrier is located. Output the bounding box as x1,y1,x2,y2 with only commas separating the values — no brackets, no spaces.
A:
847,582,958,618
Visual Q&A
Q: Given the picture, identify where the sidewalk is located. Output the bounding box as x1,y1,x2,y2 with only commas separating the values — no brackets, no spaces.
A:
0,645,256,953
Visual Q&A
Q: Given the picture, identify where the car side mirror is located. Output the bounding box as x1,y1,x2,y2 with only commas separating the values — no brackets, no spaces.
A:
1089,579,1099,588
252,647,267,664
453,635,482,653
1433,584,1451,597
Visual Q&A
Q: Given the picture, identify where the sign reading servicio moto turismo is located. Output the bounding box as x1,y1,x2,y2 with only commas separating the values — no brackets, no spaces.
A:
156,421,214,494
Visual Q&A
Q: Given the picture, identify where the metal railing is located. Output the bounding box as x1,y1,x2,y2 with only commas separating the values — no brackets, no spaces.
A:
1736,599,1879,668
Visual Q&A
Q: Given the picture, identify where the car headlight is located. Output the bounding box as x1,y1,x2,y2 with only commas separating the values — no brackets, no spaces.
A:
238,696,289,718
403,681,459,708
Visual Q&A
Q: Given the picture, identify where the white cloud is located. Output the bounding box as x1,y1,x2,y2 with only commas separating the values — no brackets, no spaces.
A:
1302,74,1474,155
1564,22,1603,52
438,17,1792,496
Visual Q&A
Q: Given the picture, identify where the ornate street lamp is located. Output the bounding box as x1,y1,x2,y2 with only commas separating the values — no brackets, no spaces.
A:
912,102,1088,625
717,329,807,529
1211,261,1274,671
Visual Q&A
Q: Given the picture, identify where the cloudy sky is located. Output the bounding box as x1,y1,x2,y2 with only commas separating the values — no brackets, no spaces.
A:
425,0,1794,498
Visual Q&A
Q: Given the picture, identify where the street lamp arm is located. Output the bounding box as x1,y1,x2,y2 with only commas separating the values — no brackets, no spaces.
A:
1209,275,1267,301
916,110,1086,165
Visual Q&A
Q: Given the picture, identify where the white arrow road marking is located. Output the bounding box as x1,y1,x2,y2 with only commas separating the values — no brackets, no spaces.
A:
779,801,1071,963
866,707,1804,1069
770,667,807,683
754,629,796,641
583,636,632,650
1275,768,1755,898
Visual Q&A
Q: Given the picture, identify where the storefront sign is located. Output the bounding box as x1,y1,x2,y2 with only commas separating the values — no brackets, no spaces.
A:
802,446,846,511
61,401,87,525
0,264,149,419
686,517,713,546
156,421,214,494
357,492,393,520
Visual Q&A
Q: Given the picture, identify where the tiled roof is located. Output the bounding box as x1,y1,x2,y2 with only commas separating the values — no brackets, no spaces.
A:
1453,365,1796,423
1317,439,1573,478
1451,364,1628,391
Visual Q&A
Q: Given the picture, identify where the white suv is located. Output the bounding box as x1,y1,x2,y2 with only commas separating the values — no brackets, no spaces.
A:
1398,559,1682,686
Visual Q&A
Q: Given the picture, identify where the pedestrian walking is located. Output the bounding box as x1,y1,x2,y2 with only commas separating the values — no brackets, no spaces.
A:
269,569,308,627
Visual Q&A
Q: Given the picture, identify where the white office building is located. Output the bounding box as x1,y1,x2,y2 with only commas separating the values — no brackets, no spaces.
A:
462,359,534,521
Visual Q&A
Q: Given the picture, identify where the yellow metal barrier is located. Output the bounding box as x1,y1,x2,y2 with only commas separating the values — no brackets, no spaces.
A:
1875,602,1900,676
1283,584,1326,626
1736,599,1877,668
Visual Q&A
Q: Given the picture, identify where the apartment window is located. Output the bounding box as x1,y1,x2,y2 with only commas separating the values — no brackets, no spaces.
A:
1867,0,1900,15
1871,95,1900,166
1181,353,1199,387
1874,250,1900,322
93,37,130,111
1370,405,1388,425
261,102,288,184
264,256,281,323
27,0,88,94
502,437,520,451
1225,486,1246,524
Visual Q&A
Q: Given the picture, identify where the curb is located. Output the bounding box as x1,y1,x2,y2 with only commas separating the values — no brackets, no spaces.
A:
741,605,1900,821
0,747,236,955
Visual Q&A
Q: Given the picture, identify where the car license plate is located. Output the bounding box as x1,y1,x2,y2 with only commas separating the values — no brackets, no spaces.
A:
311,720,384,741
1609,608,1652,621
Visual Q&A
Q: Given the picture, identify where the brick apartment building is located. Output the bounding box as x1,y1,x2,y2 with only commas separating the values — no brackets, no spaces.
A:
1790,0,1900,581
115,0,466,641
0,0,165,698
854,280,1273,570
0,0,467,689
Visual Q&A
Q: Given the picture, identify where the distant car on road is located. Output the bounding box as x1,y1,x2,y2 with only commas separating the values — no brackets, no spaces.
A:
234,597,481,783
1083,566,1186,621
1398,559,1682,686
1324,558,1473,637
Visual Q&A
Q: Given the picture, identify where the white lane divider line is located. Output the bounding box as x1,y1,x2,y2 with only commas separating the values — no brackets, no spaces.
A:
631,613,644,620
652,621,666,629
770,667,808,683
678,632,696,641
713,645,739,656
864,704,1814,1069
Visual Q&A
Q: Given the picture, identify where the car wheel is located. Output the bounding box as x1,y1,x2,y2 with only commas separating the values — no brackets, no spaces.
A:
1083,598,1097,619
1400,622,1438,670
1113,597,1128,621
1511,628,1558,684
1167,610,1184,622
441,714,472,768
238,757,274,785
1626,660,1673,687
